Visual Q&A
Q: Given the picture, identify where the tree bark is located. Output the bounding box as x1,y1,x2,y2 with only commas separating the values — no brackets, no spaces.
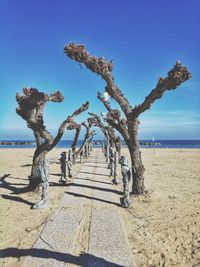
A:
72,127,81,153
126,118,145,194
29,146,49,189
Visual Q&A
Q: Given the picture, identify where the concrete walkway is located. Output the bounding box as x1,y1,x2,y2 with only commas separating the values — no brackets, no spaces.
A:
21,149,135,267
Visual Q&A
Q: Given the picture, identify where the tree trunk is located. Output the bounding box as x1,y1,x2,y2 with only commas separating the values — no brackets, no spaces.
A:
33,131,42,147
128,144,145,194
127,118,145,194
29,146,49,189
71,127,81,153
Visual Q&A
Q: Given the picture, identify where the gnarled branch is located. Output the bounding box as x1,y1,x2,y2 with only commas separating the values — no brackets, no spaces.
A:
52,101,89,147
132,61,192,117
16,88,64,146
64,43,132,115
97,92,112,112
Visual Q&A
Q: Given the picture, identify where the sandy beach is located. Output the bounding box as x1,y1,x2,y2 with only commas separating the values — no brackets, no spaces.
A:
0,147,200,267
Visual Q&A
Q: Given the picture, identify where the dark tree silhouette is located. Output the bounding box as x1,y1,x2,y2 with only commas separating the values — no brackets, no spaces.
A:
16,88,89,189
64,43,191,194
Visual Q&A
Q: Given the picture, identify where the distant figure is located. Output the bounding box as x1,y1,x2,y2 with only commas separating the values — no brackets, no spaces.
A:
119,156,131,208
59,152,67,183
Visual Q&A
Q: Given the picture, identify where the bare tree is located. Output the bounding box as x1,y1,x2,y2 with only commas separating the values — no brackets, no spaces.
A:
64,43,191,194
88,131,97,152
67,121,82,153
72,117,96,161
106,125,121,157
88,112,121,156
16,87,89,189
88,112,110,141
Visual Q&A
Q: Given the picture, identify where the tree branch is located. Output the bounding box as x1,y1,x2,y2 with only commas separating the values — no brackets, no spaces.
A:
16,88,64,145
33,131,42,147
67,122,82,153
97,92,112,112
64,43,132,115
88,112,108,139
105,117,129,142
88,131,96,144
73,119,94,157
52,101,89,147
132,61,192,116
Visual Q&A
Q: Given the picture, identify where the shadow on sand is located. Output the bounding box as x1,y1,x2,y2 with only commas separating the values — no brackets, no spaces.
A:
1,194,34,206
0,174,33,206
0,247,124,266
83,164,108,169
75,177,113,185
50,181,122,196
0,174,30,195
65,191,120,207
79,171,109,177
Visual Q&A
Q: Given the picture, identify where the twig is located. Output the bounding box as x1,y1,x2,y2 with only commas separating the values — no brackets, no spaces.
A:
25,216,49,232
39,236,55,251
126,209,150,223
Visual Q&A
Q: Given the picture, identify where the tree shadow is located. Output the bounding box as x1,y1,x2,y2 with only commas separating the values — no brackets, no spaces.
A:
86,161,106,164
0,247,124,266
0,174,30,195
1,194,34,206
80,171,109,177
20,164,32,167
84,165,107,168
0,174,11,180
66,192,120,207
9,176,28,181
49,182,68,187
49,173,61,177
76,177,113,185
7,182,27,186
51,181,122,196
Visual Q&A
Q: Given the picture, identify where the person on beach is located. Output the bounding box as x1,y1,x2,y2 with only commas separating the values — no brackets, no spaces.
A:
119,156,131,208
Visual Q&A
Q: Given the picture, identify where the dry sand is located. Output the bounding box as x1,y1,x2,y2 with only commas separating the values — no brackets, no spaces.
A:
121,148,200,267
0,148,82,267
0,147,200,267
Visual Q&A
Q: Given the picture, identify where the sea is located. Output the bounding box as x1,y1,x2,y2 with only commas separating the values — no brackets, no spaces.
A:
0,140,200,149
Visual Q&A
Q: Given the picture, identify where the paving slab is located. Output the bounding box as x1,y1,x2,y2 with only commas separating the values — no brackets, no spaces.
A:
86,151,134,267
88,208,133,267
21,162,96,267
20,149,135,267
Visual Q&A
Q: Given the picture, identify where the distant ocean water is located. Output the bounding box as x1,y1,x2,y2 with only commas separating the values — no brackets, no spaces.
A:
0,140,200,149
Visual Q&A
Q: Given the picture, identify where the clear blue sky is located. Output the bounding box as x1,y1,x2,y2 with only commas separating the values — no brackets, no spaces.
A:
0,0,199,140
